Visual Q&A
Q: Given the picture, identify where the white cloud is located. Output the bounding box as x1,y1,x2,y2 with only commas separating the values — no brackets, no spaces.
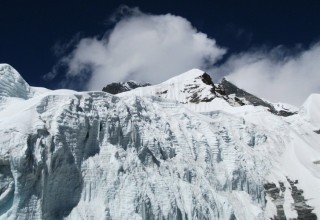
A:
219,44,320,105
48,7,320,106
53,7,226,90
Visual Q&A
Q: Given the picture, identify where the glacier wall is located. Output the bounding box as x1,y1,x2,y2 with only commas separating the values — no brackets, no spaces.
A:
0,65,319,219
0,91,275,219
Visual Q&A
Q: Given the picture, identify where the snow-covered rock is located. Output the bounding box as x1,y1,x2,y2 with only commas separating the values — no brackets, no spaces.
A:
102,81,151,94
117,69,296,117
0,66,319,220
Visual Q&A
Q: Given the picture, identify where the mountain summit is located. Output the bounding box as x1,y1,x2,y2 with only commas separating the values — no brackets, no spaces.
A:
0,65,319,220
0,64,32,99
111,69,296,116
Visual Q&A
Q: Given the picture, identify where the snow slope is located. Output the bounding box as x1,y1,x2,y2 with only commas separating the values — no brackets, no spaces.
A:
118,69,216,104
0,65,319,220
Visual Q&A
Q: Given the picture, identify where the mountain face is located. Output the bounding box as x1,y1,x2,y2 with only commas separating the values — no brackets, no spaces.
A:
112,70,297,117
0,64,319,220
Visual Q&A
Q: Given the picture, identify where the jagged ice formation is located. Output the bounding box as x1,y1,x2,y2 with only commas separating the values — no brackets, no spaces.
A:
0,64,319,220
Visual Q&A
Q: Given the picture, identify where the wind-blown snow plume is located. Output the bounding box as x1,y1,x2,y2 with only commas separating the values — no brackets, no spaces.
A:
220,44,320,105
49,7,226,90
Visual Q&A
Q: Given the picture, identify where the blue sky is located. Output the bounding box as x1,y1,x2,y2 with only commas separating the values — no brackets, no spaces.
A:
1,0,320,104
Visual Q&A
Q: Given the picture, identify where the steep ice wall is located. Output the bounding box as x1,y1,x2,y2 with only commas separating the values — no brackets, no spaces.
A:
0,90,271,219
0,66,319,219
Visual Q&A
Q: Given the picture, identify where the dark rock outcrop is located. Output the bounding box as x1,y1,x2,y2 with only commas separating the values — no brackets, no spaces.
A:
264,182,286,220
101,74,297,117
287,178,317,220
102,81,151,94
264,178,317,220
216,78,297,117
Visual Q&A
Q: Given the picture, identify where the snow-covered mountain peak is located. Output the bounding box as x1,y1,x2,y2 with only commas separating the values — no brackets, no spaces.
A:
160,68,208,84
0,64,319,219
118,69,218,107
117,69,297,116
0,63,32,100
0,63,15,71
0,63,26,84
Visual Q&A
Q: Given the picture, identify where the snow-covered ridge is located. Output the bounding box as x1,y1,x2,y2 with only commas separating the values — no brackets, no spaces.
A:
0,64,32,100
0,65,319,219
0,64,50,109
118,69,216,104
117,69,297,117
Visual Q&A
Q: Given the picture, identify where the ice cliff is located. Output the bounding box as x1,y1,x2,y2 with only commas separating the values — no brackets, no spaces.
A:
0,64,319,220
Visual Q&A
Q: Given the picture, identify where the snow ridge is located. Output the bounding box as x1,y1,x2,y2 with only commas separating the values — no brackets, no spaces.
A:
0,64,32,100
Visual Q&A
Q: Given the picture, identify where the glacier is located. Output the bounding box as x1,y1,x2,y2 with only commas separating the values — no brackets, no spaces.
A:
0,63,319,220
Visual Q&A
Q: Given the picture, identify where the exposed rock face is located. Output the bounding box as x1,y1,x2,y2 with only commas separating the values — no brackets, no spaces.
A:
264,178,318,220
286,178,317,220
264,182,286,219
111,71,297,117
102,81,151,94
216,78,297,117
